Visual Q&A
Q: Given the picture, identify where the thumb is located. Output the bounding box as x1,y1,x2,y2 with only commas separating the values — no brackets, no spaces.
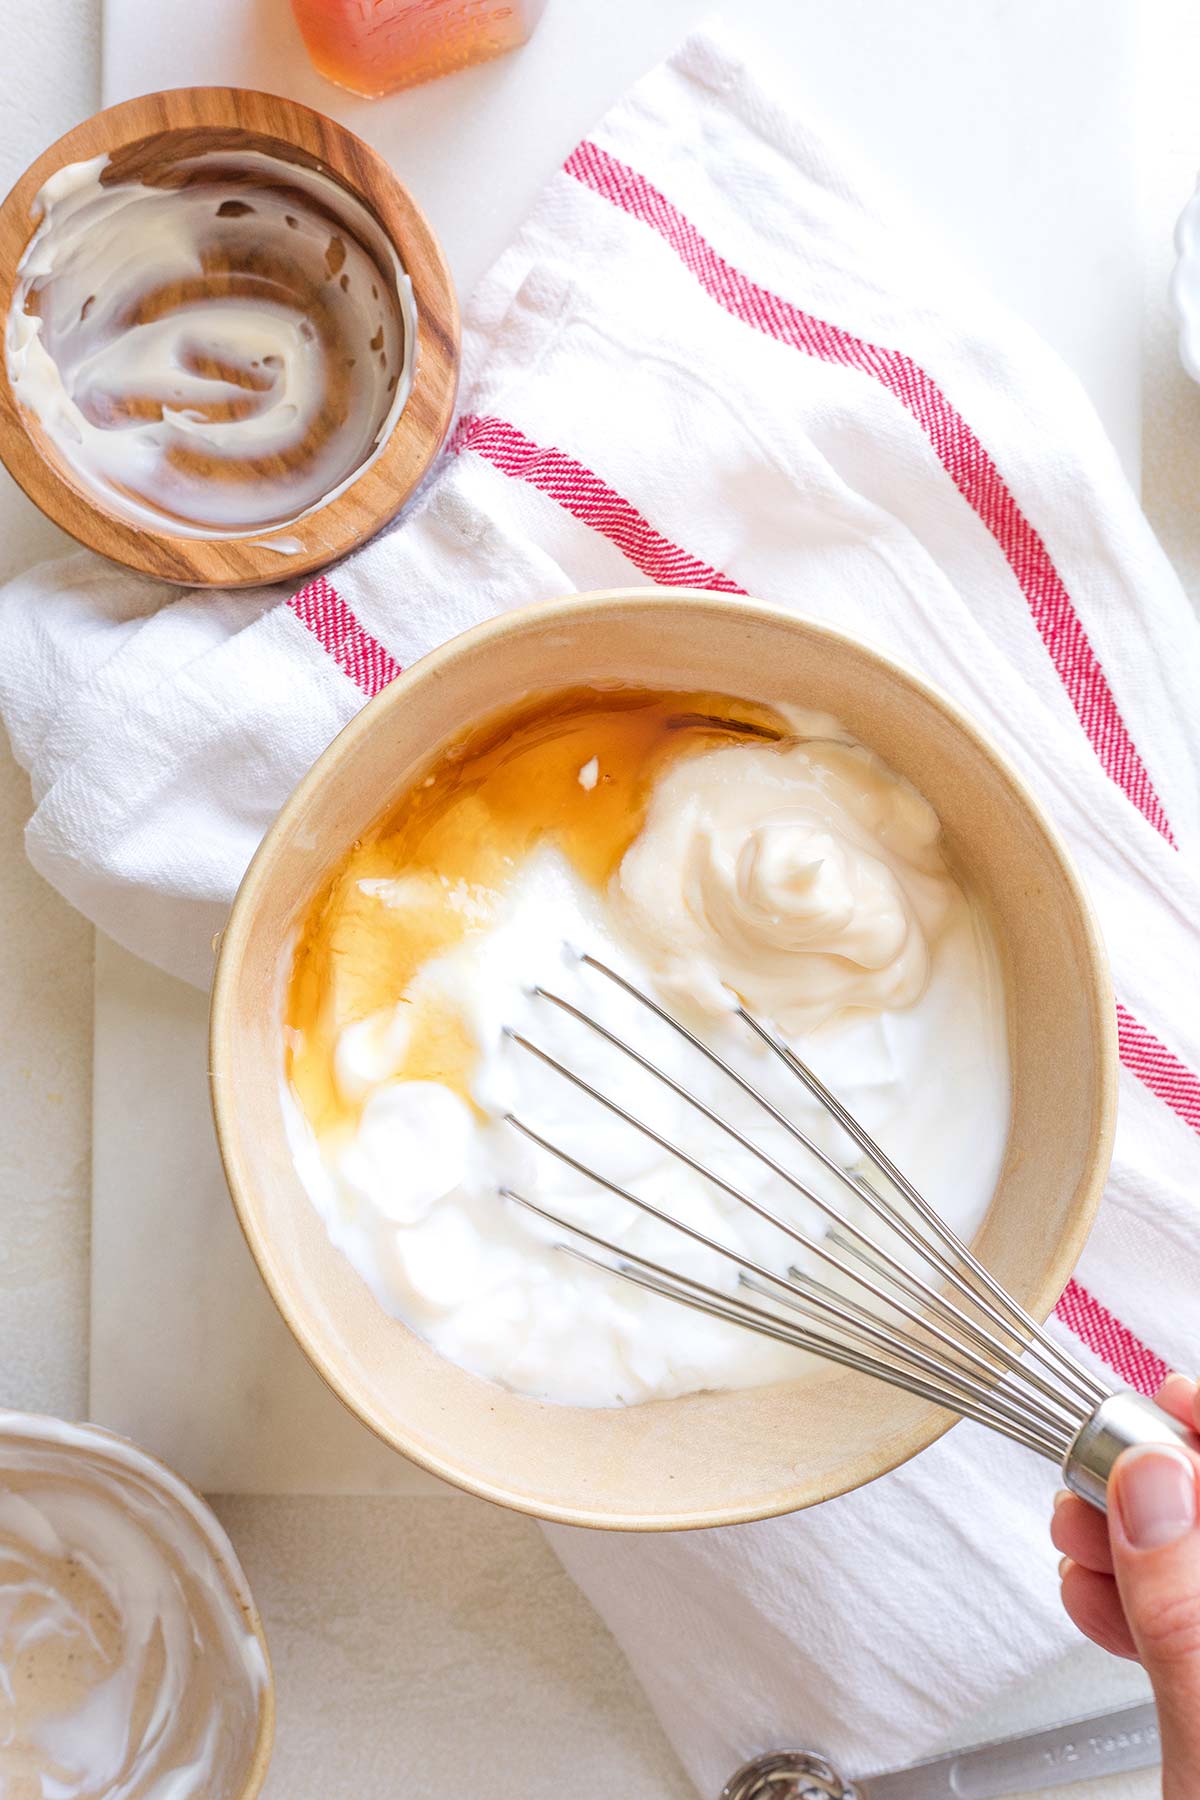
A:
1110,1443,1200,1796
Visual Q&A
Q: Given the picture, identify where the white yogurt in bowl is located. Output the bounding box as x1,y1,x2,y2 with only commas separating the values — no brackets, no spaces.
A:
284,687,1010,1409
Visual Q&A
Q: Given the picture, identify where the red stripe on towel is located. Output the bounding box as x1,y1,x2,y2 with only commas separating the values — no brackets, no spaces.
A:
1117,1002,1200,1135
450,414,745,593
287,576,401,697
564,139,1174,844
1055,1278,1170,1396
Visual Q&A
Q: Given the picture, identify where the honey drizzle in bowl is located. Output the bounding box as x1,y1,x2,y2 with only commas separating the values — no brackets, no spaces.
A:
286,686,790,1138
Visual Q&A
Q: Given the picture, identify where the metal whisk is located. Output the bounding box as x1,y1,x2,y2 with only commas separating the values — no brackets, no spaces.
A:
500,951,1196,1512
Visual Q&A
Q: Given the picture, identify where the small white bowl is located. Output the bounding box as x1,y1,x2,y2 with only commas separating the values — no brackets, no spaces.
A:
1170,179,1200,384
0,1410,274,1796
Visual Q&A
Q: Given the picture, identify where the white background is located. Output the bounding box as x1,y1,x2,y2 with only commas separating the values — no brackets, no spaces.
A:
5,1,1200,1793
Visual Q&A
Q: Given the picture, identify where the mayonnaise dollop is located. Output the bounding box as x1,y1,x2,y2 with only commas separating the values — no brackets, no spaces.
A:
616,739,949,1032
285,721,1010,1408
0,1413,269,1799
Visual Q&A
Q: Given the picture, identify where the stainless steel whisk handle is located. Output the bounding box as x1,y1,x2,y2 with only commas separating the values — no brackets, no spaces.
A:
1063,1391,1200,1512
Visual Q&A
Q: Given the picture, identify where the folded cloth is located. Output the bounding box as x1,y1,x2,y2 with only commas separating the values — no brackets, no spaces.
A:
4,24,1200,1792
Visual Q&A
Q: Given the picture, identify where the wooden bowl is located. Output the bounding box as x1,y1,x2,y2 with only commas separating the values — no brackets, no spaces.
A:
0,88,459,587
0,1410,274,1795
210,591,1116,1530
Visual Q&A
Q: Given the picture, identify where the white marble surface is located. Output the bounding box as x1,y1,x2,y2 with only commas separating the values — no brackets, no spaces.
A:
4,0,1200,1793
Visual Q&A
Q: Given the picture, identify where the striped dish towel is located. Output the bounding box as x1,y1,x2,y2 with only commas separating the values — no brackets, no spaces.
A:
3,25,1199,1790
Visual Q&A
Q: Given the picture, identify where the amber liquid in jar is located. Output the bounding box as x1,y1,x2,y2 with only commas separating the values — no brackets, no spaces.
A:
291,0,547,97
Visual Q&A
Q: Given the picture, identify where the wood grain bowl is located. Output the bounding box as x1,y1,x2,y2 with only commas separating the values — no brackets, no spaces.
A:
0,87,459,587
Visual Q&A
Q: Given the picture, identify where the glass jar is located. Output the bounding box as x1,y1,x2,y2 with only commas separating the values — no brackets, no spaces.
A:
291,0,548,98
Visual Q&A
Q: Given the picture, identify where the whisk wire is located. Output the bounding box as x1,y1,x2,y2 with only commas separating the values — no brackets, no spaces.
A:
564,957,1108,1404
509,1085,1084,1447
738,1004,1108,1410
511,995,1094,1431
814,1230,1086,1432
744,1270,1082,1441
500,953,1200,1508
502,951,1114,1470
503,1186,1068,1459
588,1256,1068,1461
576,953,1106,1412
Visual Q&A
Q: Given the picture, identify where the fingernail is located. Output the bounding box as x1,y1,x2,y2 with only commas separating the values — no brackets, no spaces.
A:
1053,1488,1070,1510
1058,1555,1071,1579
1159,1371,1198,1410
1115,1446,1198,1549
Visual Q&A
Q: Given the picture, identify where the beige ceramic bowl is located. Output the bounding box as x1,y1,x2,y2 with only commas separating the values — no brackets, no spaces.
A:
211,590,1116,1530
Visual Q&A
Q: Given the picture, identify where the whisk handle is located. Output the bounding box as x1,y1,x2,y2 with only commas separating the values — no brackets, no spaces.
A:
1063,1392,1200,1512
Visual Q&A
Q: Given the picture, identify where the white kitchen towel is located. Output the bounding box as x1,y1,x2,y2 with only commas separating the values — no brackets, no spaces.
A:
3,24,1200,1791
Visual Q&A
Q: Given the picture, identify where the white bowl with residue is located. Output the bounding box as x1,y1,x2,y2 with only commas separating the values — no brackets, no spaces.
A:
0,1409,274,1797
1171,178,1200,385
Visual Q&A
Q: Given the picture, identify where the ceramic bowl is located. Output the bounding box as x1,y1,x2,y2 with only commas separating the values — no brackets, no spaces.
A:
1172,178,1200,386
0,1409,273,1794
0,87,458,587
210,589,1116,1530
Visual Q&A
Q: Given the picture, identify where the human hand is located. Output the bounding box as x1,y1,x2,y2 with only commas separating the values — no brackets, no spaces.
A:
1052,1374,1200,1799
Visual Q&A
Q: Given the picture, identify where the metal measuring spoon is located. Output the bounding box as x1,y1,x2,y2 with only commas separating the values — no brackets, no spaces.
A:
721,1698,1159,1799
